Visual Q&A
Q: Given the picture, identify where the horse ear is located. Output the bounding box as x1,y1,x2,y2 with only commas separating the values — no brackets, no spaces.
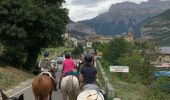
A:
0,89,8,100
18,94,24,100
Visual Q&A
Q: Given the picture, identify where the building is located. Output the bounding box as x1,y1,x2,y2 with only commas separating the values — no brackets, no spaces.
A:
124,27,134,43
85,35,114,44
64,32,78,47
160,47,170,65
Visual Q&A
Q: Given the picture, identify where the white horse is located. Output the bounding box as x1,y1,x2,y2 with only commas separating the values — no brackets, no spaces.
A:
77,84,105,100
61,75,80,100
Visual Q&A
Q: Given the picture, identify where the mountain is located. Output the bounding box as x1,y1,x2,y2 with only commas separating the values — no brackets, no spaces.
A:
79,0,170,38
66,19,96,37
142,9,170,46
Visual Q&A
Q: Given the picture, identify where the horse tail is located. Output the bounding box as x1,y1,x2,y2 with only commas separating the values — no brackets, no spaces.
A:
67,76,79,100
39,75,44,100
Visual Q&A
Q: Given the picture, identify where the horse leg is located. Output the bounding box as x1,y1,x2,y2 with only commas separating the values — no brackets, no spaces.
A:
62,93,67,100
34,95,38,100
43,96,48,100
49,92,52,100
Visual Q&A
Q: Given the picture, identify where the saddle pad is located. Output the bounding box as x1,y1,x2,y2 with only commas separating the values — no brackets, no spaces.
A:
77,90,104,100
83,84,100,91
39,71,52,77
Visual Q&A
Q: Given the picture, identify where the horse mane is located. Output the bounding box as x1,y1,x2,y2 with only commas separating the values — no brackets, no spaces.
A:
0,89,8,100
0,89,24,100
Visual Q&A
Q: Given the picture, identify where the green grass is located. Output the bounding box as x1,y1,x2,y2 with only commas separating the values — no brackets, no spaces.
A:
99,59,170,100
0,66,34,90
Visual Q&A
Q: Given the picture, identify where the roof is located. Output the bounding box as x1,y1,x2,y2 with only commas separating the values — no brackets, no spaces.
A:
161,47,170,54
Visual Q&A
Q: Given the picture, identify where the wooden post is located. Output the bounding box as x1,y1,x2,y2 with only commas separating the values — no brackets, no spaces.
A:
112,73,114,81
124,73,128,82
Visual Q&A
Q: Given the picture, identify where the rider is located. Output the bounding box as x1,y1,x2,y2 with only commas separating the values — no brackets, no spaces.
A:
39,51,58,91
58,52,78,89
79,54,107,100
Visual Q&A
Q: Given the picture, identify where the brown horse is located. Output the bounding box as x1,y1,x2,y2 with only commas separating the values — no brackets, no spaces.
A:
32,72,54,100
0,89,24,100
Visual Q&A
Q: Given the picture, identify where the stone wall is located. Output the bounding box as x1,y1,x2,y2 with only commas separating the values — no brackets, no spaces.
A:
96,60,115,98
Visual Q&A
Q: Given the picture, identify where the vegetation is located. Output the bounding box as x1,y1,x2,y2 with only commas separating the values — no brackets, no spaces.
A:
0,0,68,70
103,37,132,65
93,39,170,99
72,45,84,58
0,66,34,90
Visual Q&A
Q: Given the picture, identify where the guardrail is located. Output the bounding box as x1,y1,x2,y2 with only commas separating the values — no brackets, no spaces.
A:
96,60,115,98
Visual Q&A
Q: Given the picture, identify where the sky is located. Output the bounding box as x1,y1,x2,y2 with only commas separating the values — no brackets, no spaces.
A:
64,0,149,22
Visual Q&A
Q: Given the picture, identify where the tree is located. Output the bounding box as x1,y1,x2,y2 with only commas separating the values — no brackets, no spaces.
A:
0,0,68,69
116,53,155,84
103,37,132,65
72,45,84,58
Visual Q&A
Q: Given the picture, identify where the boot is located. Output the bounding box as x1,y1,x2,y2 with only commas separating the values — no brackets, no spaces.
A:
51,78,58,91
58,78,61,89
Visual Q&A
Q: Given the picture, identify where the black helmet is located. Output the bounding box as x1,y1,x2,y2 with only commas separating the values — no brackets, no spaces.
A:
44,51,49,57
84,54,93,62
65,52,71,59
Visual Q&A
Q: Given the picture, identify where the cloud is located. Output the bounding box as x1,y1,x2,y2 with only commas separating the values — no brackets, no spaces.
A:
65,0,149,22
71,0,105,7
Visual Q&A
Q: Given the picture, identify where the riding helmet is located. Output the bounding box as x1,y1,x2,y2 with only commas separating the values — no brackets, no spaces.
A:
44,51,49,57
84,54,93,62
65,52,71,59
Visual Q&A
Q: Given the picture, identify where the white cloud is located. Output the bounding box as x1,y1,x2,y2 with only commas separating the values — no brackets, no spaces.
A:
64,0,149,22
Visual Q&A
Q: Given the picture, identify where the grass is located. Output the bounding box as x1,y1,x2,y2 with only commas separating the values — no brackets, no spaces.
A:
0,66,34,90
98,59,170,100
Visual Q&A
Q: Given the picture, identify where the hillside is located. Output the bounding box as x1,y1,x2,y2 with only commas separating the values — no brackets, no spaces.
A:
142,9,170,46
67,21,96,37
0,66,34,90
78,0,170,38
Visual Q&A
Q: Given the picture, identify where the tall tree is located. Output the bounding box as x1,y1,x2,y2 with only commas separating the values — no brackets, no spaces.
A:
0,0,68,69
103,37,132,65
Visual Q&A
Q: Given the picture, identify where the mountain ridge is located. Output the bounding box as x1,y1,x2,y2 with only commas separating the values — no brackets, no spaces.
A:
142,8,170,46
77,0,170,37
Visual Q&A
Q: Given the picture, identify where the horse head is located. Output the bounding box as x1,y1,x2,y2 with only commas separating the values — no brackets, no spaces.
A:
0,89,24,100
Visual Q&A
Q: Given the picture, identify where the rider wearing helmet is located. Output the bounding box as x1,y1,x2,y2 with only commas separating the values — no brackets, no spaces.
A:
39,51,50,71
80,54,107,100
80,54,97,85
58,52,77,89
62,52,76,76
39,51,58,91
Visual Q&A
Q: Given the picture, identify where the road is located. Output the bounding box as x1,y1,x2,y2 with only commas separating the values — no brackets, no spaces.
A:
8,64,64,100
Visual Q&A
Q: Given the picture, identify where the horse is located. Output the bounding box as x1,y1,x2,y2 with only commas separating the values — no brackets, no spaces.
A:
32,72,54,100
0,89,24,100
77,84,105,100
61,75,80,100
